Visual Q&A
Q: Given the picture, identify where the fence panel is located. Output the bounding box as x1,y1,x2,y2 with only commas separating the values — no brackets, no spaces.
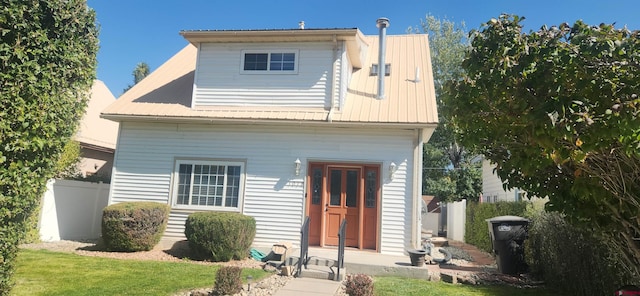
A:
39,179,110,241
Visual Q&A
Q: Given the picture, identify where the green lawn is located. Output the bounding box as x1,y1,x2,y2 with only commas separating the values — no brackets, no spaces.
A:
373,276,560,296
13,249,560,296
12,249,270,296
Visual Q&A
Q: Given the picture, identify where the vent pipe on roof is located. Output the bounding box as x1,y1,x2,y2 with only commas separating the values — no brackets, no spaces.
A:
299,21,305,29
376,17,389,99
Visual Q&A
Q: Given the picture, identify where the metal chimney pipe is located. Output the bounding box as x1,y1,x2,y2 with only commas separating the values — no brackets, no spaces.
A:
376,17,389,99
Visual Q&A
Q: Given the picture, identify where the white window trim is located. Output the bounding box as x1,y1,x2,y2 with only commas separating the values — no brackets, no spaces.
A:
240,49,299,74
170,159,246,212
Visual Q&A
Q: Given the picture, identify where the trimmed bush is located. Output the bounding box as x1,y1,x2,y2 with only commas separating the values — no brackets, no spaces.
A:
213,266,242,295
344,274,374,296
185,212,256,262
464,201,530,252
526,211,640,296
101,202,170,252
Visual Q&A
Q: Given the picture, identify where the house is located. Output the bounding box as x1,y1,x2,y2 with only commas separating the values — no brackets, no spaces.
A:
102,19,438,255
76,80,119,179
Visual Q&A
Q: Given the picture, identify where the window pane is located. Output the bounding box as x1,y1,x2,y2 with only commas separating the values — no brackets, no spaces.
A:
177,164,192,205
282,62,295,71
244,53,268,70
225,166,241,207
365,170,377,208
271,53,283,62
346,170,358,207
269,52,295,71
176,162,242,209
311,167,322,205
330,169,341,206
282,53,295,61
270,62,282,71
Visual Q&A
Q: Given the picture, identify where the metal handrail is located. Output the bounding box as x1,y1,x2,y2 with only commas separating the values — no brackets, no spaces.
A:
336,218,347,281
297,216,310,277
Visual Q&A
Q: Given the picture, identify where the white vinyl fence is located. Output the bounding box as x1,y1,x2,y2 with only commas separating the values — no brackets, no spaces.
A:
38,179,110,241
446,199,467,242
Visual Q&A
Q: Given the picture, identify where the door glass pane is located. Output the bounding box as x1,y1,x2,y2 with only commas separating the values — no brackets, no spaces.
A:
346,170,358,207
330,169,341,206
311,167,322,205
365,169,377,208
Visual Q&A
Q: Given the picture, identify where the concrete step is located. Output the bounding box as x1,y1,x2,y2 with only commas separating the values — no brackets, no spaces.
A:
286,255,346,281
306,256,338,268
299,265,346,281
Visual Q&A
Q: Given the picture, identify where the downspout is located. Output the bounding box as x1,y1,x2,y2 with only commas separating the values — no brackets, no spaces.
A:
327,34,338,122
412,129,424,249
376,17,389,99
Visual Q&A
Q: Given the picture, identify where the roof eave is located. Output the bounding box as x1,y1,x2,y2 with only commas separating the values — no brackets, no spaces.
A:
180,28,369,68
101,113,437,129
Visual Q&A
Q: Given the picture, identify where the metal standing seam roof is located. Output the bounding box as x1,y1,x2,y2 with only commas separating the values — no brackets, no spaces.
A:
101,31,438,127
76,80,119,150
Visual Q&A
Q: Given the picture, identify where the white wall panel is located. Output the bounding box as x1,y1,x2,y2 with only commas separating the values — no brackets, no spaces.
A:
194,42,335,108
110,122,417,254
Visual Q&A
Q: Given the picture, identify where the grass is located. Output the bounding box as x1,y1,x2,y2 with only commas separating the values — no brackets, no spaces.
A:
12,249,270,296
373,276,560,296
13,249,562,296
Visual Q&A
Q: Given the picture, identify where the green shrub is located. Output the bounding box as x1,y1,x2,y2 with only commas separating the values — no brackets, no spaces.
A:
464,201,530,252
213,266,242,295
526,211,640,296
0,1,98,294
185,212,256,262
344,274,374,296
101,202,170,252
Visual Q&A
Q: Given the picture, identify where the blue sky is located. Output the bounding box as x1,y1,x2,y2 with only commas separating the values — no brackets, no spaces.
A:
87,0,640,97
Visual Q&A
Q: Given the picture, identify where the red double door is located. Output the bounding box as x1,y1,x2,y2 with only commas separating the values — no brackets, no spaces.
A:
306,163,380,250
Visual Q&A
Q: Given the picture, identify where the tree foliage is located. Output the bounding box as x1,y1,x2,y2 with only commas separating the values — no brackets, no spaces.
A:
0,1,98,294
54,140,81,178
122,62,149,93
444,14,640,269
409,15,481,202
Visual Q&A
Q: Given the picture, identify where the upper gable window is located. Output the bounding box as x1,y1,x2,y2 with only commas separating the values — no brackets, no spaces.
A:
241,50,298,74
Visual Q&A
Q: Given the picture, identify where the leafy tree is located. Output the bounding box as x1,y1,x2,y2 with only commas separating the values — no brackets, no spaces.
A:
55,140,82,179
409,15,481,202
122,62,150,93
444,14,640,269
0,1,98,294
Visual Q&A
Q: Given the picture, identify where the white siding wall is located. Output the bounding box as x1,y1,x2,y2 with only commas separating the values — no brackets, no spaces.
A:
481,159,517,202
338,47,351,110
109,122,417,255
193,42,336,108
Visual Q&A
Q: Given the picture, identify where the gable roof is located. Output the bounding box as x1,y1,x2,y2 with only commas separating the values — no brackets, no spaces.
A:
102,30,438,128
77,80,119,150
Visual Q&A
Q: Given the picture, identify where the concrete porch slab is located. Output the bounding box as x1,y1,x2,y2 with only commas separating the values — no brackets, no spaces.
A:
274,277,341,296
300,247,439,280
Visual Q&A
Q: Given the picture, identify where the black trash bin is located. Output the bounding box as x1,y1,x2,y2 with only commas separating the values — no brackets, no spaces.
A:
486,215,530,275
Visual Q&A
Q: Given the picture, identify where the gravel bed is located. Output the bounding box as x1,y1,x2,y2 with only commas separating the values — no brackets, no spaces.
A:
173,274,294,296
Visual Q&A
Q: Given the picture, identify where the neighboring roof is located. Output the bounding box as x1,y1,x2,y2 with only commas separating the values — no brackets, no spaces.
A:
102,31,438,128
77,80,119,150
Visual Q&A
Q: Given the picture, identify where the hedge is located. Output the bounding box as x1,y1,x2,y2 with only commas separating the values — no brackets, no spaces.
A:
185,212,256,262
464,201,530,253
101,202,170,252
526,211,640,295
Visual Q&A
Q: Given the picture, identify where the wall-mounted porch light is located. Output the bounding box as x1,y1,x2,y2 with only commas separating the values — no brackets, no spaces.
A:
294,158,302,176
389,162,397,180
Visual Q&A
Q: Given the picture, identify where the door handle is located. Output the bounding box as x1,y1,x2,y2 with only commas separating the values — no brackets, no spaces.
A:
325,204,328,212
